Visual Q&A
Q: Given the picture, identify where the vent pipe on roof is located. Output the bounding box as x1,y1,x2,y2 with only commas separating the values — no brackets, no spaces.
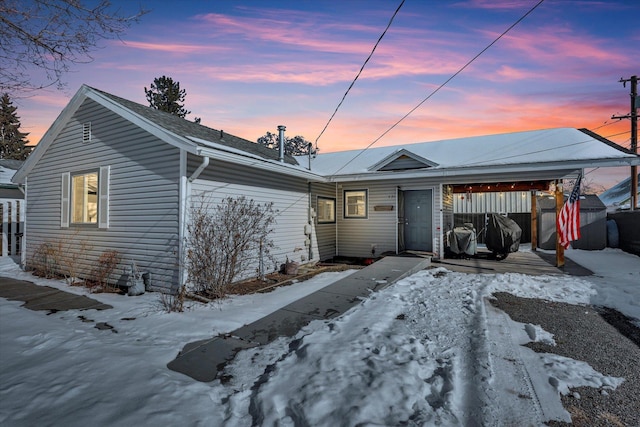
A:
278,125,286,162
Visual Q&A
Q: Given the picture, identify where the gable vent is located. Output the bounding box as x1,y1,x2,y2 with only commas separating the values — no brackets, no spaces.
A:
368,148,439,172
82,122,92,143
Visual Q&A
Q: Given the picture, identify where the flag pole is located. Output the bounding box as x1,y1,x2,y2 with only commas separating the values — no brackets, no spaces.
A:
555,180,565,268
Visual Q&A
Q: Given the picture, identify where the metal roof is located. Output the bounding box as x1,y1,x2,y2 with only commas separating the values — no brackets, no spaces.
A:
300,128,639,182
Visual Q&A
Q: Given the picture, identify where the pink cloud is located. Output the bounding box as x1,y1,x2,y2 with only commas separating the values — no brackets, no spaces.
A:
117,40,229,54
451,0,539,10
494,27,628,66
492,65,538,80
194,12,381,55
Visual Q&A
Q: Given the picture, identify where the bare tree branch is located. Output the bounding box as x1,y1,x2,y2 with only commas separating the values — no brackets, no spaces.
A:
0,0,147,96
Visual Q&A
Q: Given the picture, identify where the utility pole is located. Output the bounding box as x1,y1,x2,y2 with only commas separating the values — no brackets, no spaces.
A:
612,75,638,210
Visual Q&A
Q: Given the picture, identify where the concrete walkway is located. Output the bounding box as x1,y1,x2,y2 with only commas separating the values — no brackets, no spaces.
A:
0,276,112,312
167,256,431,382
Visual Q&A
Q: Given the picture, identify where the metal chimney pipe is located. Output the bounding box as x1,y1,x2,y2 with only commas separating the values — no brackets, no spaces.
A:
277,125,286,162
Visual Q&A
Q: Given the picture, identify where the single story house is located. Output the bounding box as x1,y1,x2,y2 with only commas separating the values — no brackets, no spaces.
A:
302,127,639,261
12,85,640,292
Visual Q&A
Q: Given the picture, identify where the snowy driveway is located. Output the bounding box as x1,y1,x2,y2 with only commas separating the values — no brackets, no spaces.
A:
1,249,638,426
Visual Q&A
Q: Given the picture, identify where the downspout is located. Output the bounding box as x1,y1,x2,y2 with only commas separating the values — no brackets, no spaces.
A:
180,153,209,286
278,125,286,162
308,182,313,262
20,177,27,268
189,155,209,182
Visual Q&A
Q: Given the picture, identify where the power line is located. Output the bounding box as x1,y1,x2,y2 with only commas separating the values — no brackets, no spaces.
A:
330,0,545,177
591,118,623,131
314,0,405,150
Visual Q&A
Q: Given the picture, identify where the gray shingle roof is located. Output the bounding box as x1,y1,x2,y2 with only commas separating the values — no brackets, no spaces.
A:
0,160,24,170
91,87,299,165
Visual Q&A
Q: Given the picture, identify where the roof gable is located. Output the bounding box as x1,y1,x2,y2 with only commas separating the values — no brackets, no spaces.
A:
369,149,438,171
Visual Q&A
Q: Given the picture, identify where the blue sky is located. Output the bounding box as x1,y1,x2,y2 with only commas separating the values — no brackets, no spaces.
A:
14,0,639,189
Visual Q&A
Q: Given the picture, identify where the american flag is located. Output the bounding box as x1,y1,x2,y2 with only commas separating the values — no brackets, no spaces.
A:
557,174,582,249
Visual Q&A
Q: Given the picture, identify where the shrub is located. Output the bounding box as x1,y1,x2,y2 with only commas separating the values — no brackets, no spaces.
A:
88,250,122,292
29,242,59,278
186,196,277,299
159,285,186,313
28,233,93,284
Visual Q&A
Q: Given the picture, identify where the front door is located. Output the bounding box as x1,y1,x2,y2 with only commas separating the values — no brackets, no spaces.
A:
403,190,433,251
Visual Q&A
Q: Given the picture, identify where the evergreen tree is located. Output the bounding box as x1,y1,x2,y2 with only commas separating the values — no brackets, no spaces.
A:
257,132,313,156
0,93,30,160
144,76,191,118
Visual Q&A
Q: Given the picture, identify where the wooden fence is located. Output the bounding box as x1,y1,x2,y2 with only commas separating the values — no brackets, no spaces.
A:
1,199,24,256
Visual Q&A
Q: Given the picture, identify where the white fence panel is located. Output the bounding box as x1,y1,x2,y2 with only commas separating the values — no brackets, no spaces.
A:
1,199,24,256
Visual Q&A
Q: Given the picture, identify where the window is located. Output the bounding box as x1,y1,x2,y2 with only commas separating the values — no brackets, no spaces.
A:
317,197,336,223
344,189,368,219
61,166,109,228
72,172,98,224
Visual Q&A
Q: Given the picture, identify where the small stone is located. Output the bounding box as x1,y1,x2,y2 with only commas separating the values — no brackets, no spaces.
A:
572,391,581,399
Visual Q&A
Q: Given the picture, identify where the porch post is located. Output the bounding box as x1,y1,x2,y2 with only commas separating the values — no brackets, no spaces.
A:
530,190,537,251
555,181,564,267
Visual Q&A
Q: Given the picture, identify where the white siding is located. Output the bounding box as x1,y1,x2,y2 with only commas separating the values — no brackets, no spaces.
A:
311,182,337,261
190,157,318,279
24,99,181,291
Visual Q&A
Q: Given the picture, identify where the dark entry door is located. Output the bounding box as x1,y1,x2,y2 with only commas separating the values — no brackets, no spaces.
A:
403,190,433,251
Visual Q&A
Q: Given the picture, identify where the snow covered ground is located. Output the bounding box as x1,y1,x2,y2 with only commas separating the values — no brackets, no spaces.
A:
0,248,638,426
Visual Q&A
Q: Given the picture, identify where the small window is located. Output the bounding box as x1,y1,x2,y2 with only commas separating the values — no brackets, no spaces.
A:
71,171,98,224
83,122,92,143
317,197,336,223
344,189,368,219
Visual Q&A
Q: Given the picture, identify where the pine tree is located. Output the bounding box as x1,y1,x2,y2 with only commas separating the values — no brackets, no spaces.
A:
0,93,30,160
144,76,191,118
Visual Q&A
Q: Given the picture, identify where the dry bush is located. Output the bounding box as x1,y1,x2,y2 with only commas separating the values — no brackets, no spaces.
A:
159,285,186,313
58,235,93,285
29,242,60,278
186,196,277,299
88,250,122,292
28,233,93,284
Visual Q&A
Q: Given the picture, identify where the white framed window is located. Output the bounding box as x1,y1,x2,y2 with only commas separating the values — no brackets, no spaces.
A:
72,171,98,224
317,196,336,224
61,166,109,228
344,189,368,219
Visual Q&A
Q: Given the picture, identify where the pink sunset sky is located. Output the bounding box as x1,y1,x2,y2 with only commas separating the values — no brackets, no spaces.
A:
10,0,640,190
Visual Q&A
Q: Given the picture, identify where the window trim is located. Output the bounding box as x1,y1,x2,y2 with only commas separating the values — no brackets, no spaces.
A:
70,170,99,225
316,196,336,224
61,166,109,229
343,189,368,219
